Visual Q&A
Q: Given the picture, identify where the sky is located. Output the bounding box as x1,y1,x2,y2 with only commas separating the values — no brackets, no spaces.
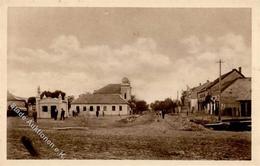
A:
7,8,251,103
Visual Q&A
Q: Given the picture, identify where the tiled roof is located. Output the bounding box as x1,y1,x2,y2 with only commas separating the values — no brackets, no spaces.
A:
72,94,128,104
94,84,121,94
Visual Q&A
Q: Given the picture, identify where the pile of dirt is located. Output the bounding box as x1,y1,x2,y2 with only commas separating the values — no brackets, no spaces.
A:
180,119,208,131
159,115,209,132
117,116,138,124
115,114,155,128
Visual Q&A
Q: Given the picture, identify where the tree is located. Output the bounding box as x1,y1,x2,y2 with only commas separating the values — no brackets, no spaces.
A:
28,97,36,105
40,90,66,100
128,95,148,114
135,100,148,114
150,100,161,111
150,98,177,114
164,98,175,113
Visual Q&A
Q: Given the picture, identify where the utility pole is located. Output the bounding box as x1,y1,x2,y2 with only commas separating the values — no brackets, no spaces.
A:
217,59,224,121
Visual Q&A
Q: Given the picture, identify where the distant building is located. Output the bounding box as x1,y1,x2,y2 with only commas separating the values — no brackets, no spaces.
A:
36,87,69,118
7,91,27,116
71,77,132,116
197,67,251,117
189,80,211,112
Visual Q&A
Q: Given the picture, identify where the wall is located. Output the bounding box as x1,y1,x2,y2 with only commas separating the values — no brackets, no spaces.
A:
36,97,69,118
120,84,131,101
70,104,129,116
190,99,198,112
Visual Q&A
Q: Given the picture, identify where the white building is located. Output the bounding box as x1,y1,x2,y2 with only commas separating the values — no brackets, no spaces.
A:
36,87,69,118
71,77,132,116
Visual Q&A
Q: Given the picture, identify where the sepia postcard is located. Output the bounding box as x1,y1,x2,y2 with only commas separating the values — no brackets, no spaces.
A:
1,0,260,166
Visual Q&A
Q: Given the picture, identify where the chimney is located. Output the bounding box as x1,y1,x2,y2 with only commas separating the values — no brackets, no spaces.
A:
238,67,242,73
199,83,201,86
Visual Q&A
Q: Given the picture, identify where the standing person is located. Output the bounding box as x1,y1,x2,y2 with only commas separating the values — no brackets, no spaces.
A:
54,108,58,120
96,110,99,118
60,108,65,120
162,110,165,119
32,109,37,123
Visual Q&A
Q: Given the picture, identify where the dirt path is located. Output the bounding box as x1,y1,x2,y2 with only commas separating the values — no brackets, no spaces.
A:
7,113,251,160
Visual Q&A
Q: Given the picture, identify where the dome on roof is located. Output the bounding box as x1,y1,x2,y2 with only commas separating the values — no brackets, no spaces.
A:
122,77,130,84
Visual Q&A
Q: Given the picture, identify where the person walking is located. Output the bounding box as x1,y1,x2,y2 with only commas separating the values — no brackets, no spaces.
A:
32,109,37,123
60,108,65,120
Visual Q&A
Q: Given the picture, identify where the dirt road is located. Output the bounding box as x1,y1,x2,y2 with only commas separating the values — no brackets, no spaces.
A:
7,112,251,160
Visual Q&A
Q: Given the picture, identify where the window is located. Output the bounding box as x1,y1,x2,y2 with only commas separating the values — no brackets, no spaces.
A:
124,93,127,99
103,106,107,111
42,106,48,112
119,106,122,111
112,106,116,111
97,106,100,111
83,106,86,111
90,106,94,111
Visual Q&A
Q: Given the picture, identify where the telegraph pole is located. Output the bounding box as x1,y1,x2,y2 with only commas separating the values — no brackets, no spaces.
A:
217,59,224,121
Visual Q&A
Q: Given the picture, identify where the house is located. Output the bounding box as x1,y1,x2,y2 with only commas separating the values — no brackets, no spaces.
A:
71,77,132,116
220,77,251,117
7,91,27,116
197,67,250,117
189,80,211,112
36,87,69,118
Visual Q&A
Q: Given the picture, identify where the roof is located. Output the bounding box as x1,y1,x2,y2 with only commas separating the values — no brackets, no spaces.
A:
190,81,212,98
210,78,239,95
208,69,244,89
94,84,121,94
198,69,245,93
122,77,130,84
224,78,251,101
72,94,128,104
7,91,27,101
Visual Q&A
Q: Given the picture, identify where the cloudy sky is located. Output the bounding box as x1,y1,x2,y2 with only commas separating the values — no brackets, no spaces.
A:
8,8,251,103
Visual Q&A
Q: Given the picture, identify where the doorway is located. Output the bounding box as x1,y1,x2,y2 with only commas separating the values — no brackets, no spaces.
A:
51,106,57,118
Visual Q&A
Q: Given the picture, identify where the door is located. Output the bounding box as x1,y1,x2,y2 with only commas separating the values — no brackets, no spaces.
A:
51,106,57,118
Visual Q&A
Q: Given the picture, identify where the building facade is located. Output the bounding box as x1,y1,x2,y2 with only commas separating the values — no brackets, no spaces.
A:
71,77,132,116
197,67,251,117
36,87,69,118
